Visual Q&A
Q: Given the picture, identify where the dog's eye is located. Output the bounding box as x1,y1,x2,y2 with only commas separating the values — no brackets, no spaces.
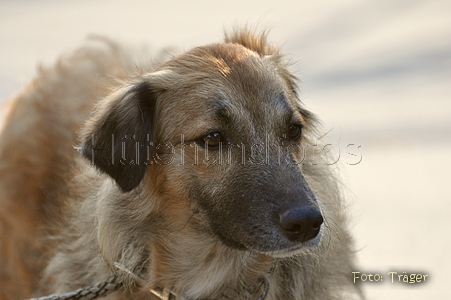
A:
287,124,302,140
202,132,225,149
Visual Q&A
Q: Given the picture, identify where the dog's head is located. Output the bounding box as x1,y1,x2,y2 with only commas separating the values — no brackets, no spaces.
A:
81,30,323,257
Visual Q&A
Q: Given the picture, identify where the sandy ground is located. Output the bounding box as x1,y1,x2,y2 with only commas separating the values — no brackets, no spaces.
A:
1,1,450,298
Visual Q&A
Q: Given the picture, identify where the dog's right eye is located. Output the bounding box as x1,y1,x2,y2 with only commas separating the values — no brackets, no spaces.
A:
287,124,302,141
201,132,225,149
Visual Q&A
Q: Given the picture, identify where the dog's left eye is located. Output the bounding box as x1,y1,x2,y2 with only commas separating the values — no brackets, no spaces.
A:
202,132,225,149
287,124,302,140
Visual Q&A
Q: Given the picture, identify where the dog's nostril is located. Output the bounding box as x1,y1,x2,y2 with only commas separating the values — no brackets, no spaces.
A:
287,223,302,233
279,207,323,243
312,220,322,231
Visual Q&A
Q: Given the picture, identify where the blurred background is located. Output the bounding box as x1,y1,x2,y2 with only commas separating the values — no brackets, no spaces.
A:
1,0,450,298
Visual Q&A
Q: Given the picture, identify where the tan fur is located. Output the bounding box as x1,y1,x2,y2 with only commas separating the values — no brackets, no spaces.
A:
0,30,363,299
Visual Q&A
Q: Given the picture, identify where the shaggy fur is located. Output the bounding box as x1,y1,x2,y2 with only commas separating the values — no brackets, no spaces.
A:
0,30,363,299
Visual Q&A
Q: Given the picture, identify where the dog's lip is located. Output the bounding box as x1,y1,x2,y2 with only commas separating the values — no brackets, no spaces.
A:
258,230,323,258
265,245,311,258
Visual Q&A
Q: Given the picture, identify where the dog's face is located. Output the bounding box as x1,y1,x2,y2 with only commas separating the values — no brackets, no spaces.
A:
81,33,323,257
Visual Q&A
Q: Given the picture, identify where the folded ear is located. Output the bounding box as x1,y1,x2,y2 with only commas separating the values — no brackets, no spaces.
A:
81,78,160,193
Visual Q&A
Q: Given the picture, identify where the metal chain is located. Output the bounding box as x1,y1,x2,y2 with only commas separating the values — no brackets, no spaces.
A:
29,275,122,300
257,275,269,300
28,267,269,300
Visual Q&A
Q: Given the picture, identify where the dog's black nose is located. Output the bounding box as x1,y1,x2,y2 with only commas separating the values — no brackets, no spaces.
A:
279,207,323,243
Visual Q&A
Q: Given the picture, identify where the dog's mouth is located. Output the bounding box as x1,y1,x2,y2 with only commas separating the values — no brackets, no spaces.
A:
261,227,323,258
211,217,324,258
194,167,325,258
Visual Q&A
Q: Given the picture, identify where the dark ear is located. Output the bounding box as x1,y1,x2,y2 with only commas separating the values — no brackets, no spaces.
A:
81,80,158,192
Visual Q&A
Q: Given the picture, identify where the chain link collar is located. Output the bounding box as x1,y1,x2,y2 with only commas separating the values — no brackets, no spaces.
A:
149,275,269,300
28,263,269,300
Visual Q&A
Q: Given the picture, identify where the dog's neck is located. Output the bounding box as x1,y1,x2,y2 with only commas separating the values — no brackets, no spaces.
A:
149,275,270,300
95,185,275,299
143,223,273,299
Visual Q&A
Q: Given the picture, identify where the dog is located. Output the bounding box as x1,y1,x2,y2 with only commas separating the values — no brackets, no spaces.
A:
0,29,363,299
